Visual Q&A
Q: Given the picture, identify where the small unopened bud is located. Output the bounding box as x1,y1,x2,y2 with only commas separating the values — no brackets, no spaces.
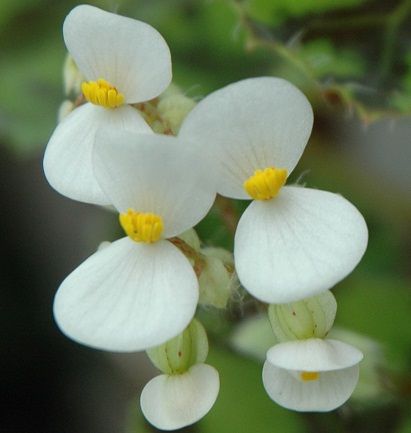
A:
146,319,208,375
268,290,337,342
157,93,196,135
58,100,75,122
63,54,85,96
178,228,201,252
199,247,235,309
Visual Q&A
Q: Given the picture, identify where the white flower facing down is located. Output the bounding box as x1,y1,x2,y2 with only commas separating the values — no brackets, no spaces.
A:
44,5,172,204
179,77,368,303
262,338,363,412
141,320,219,431
141,364,219,431
53,130,216,352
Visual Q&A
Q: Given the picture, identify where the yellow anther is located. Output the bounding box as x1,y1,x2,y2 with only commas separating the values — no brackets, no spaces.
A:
300,371,320,382
81,78,125,108
243,167,287,200
119,210,164,244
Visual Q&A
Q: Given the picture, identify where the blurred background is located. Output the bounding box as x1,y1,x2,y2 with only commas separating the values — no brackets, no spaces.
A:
1,0,411,432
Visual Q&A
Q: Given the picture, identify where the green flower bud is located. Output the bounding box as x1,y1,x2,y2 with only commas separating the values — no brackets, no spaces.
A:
157,93,196,135
146,319,208,375
268,290,337,342
199,247,235,309
177,228,201,252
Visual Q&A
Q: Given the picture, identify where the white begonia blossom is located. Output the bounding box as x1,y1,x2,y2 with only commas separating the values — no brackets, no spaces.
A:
141,319,219,430
179,77,368,304
262,338,363,412
53,130,216,352
141,363,220,430
44,4,172,205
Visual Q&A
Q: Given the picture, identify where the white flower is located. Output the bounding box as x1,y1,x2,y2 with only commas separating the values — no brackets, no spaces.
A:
262,338,363,412
179,77,368,303
140,363,219,430
44,5,172,204
141,319,219,430
53,130,216,352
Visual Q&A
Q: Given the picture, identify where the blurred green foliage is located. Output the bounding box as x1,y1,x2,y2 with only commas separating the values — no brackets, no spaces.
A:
1,0,410,432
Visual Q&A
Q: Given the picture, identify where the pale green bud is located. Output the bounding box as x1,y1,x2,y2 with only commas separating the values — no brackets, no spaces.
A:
157,93,196,135
63,54,85,96
177,228,201,252
268,290,337,342
199,247,235,309
57,100,75,122
146,319,208,375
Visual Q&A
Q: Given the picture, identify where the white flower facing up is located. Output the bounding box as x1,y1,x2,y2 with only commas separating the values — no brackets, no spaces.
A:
262,338,363,412
53,129,216,352
44,4,172,205
179,77,368,304
141,320,219,430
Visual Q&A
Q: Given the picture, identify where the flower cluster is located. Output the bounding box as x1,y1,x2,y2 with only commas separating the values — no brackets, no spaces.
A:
45,5,368,430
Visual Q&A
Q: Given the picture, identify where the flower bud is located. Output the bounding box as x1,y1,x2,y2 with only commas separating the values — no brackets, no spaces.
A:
199,247,235,309
268,290,337,342
58,100,75,122
146,319,208,375
157,90,196,135
63,54,85,96
178,228,201,252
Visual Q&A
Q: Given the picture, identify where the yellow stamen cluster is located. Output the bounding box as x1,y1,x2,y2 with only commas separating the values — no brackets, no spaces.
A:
119,209,164,244
81,78,125,108
300,371,320,382
243,167,287,200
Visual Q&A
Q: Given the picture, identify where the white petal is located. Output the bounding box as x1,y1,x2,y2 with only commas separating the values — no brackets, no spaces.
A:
234,186,368,303
266,339,363,371
262,360,359,412
43,103,152,205
63,5,171,102
93,130,217,237
140,364,219,430
179,77,313,199
53,238,198,352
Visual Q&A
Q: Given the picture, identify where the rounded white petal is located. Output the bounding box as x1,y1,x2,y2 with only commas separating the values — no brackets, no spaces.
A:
93,130,217,237
262,360,359,412
234,186,368,303
266,339,363,371
140,364,219,430
53,238,198,352
63,5,172,102
179,77,313,199
43,103,152,205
